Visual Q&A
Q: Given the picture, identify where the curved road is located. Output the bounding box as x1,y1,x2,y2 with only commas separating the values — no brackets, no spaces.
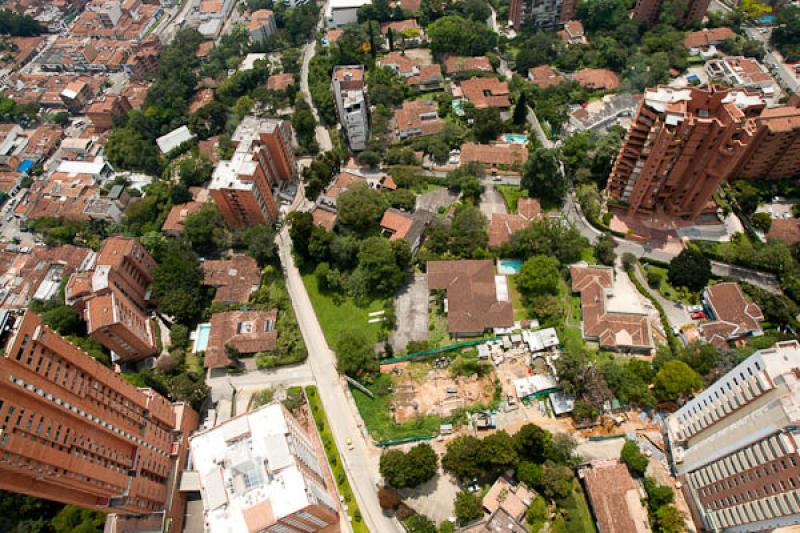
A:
278,229,402,533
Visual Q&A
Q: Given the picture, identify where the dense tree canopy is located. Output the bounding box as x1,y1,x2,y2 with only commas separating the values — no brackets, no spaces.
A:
522,148,566,205
653,360,703,402
380,443,438,488
427,15,497,57
667,248,711,292
335,328,377,376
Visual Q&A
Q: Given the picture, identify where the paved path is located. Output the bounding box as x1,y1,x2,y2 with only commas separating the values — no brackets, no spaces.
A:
278,229,403,533
632,264,691,329
300,3,333,152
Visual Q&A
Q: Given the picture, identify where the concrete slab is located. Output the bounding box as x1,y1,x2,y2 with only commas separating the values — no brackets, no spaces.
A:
390,273,429,352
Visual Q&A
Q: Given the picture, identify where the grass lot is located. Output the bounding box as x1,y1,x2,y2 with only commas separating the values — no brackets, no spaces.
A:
351,374,443,442
412,182,444,194
496,184,527,212
302,273,387,347
566,294,582,327
185,351,204,376
644,265,699,305
508,276,529,321
305,386,369,533
558,481,596,533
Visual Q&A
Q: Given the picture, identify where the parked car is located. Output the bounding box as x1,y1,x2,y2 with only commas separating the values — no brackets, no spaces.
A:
346,436,353,450
691,311,706,320
686,304,704,313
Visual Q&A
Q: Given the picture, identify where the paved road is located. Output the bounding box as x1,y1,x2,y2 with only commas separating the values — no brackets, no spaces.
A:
632,263,691,328
300,3,334,152
710,260,781,294
278,229,403,533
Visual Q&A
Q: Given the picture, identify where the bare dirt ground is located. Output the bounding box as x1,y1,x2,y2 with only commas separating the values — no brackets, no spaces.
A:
402,48,433,65
381,360,497,422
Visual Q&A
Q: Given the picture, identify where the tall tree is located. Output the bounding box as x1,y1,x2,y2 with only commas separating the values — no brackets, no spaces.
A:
521,147,565,206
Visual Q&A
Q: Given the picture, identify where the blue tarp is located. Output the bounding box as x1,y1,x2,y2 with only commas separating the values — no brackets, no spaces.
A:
687,74,700,82
17,160,33,174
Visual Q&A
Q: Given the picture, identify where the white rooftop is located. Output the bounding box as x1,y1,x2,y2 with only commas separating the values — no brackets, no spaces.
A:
327,0,371,10
209,116,283,191
721,89,765,109
189,402,336,533
156,125,196,154
644,87,692,112
239,53,268,71
514,374,558,399
56,156,109,177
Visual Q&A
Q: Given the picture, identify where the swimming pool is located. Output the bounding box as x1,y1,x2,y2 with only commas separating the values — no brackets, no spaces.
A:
498,259,523,275
452,99,466,116
502,134,528,144
193,323,211,353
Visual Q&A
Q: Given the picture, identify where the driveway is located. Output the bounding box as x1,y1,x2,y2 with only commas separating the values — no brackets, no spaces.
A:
479,183,506,219
416,187,458,213
632,264,691,329
391,274,429,352
398,472,459,523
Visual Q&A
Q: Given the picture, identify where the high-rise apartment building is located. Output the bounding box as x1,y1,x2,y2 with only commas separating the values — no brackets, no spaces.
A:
733,106,800,180
0,310,198,527
509,0,574,31
209,116,295,228
633,0,710,26
608,86,800,219
332,65,369,151
65,236,158,362
666,341,800,532
187,402,340,532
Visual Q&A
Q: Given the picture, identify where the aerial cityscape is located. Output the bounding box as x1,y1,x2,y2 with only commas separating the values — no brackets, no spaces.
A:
0,0,799,531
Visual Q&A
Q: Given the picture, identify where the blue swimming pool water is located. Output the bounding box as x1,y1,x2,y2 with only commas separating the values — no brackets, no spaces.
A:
452,99,465,116
193,323,211,352
498,259,523,275
502,134,528,144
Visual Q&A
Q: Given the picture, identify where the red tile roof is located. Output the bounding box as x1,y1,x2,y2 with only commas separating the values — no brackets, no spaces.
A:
572,68,620,90
683,27,736,48
202,255,262,304
407,64,443,88
570,265,651,350
528,64,565,88
701,282,763,344
427,260,513,334
205,309,278,368
460,143,528,166
162,201,204,235
266,73,295,91
312,207,337,231
767,218,800,245
395,99,445,137
488,198,541,247
582,461,651,533
323,172,365,199
380,19,420,34
460,77,511,109
380,208,414,240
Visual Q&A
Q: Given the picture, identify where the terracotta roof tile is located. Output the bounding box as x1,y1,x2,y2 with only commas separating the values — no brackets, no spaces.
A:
202,255,262,304
767,218,800,245
572,68,620,90
427,260,513,334
528,65,565,88
205,309,278,368
582,461,651,533
683,27,736,48
460,143,528,166
701,282,763,343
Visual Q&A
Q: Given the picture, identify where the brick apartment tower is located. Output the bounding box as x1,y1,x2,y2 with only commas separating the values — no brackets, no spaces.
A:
209,116,296,228
0,310,198,524
607,86,765,219
65,236,158,362
666,341,800,531
633,0,711,26
608,86,800,219
509,0,574,31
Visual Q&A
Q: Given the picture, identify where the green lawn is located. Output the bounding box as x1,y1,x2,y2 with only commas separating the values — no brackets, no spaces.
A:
412,182,444,194
305,386,369,533
644,265,699,305
508,276,529,321
559,481,596,533
302,273,387,347
351,374,443,442
496,184,526,212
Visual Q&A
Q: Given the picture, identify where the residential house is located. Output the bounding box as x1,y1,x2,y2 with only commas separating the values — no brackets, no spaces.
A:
381,19,423,47
571,68,620,90
427,260,514,337
248,9,276,42
395,99,445,139
379,208,433,253
488,197,541,248
378,52,443,91
332,65,369,151
162,201,204,236
459,77,511,110
683,26,736,52
204,309,278,369
570,264,652,353
459,142,528,170
559,20,587,44
579,460,652,533
266,72,295,91
528,64,565,88
311,171,365,230
700,282,764,348
201,255,262,305
87,95,132,130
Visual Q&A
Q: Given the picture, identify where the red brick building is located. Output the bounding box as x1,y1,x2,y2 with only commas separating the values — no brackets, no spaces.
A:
87,95,133,131
0,310,197,521
633,0,710,26
608,86,800,219
209,116,295,228
65,236,158,361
